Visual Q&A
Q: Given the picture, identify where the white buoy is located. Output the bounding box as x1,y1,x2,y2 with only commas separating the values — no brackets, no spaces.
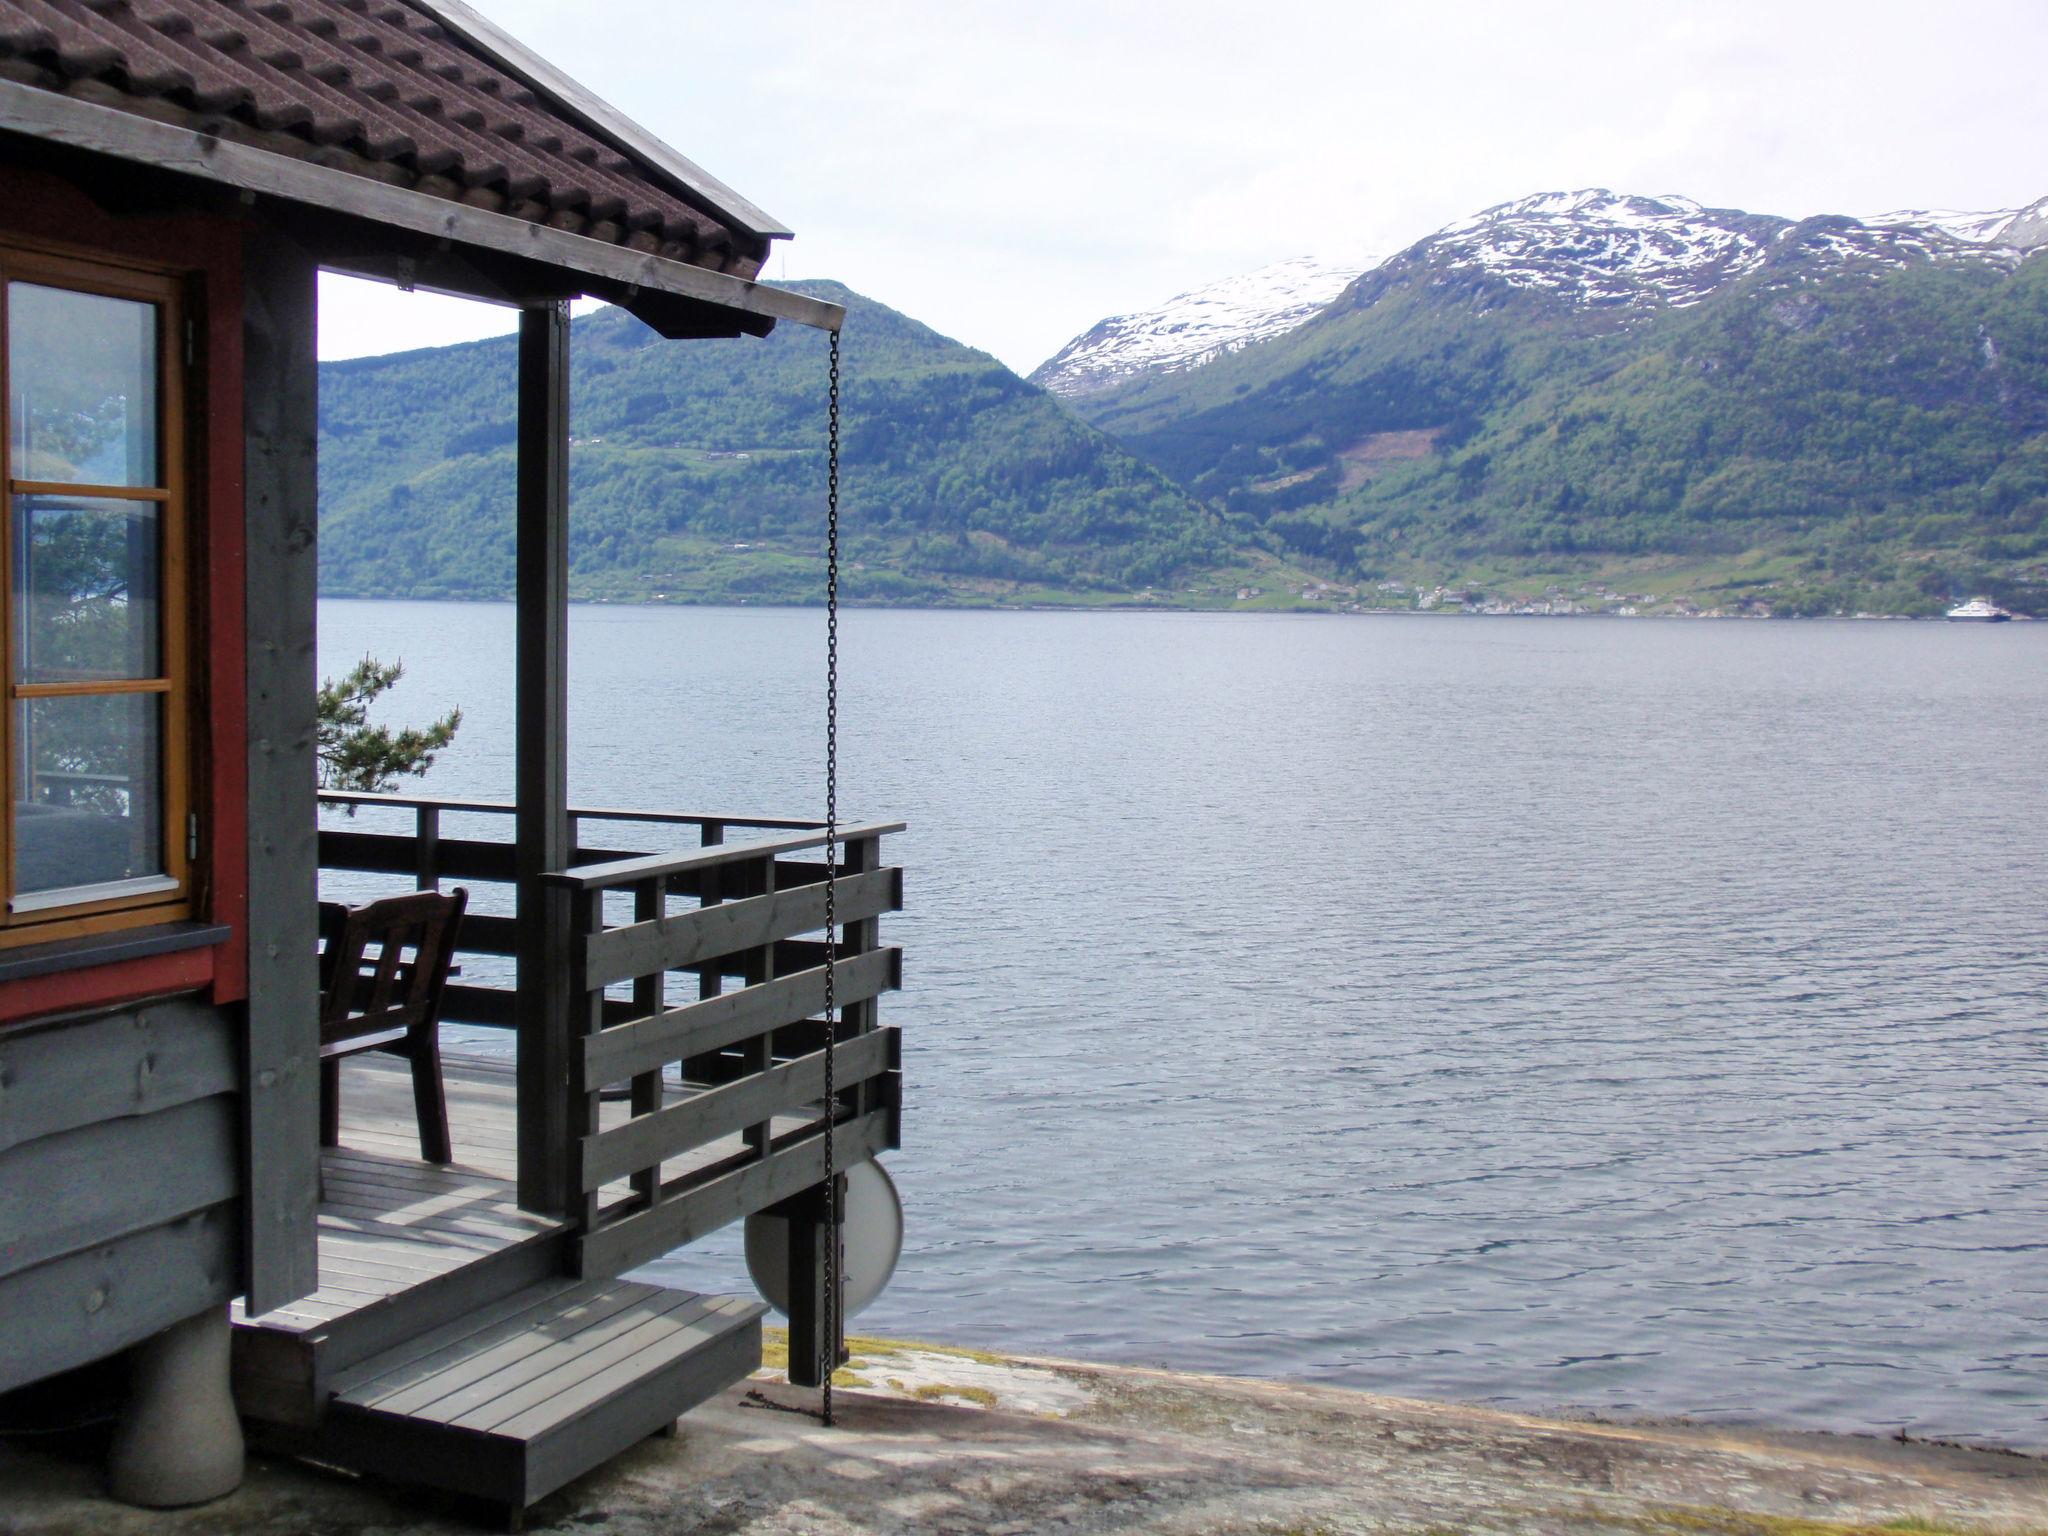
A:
746,1159,903,1319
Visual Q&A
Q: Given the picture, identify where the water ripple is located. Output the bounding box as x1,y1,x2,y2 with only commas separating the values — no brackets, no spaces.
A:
321,602,2048,1452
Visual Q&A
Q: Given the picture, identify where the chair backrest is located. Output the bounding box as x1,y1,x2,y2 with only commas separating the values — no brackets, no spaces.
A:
318,887,468,1047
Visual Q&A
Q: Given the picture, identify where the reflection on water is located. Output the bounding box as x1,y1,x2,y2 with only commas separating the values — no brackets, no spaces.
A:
321,600,2048,1448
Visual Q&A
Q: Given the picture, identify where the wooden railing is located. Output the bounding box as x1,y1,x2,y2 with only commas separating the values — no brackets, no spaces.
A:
316,791,837,1031
547,824,904,1277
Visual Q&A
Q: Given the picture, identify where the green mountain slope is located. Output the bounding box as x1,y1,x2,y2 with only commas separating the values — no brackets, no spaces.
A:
318,282,1243,606
1069,207,2048,616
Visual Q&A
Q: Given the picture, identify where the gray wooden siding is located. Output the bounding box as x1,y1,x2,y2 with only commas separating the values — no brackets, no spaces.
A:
0,996,241,1394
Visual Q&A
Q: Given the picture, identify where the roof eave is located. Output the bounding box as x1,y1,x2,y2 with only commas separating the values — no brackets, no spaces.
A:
0,79,841,334
405,0,795,244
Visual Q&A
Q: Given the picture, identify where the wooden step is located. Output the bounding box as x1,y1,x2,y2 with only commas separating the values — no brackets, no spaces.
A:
260,1278,765,1518
233,1150,570,1427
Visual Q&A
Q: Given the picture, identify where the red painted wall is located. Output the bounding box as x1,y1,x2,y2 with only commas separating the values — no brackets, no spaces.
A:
0,164,250,1023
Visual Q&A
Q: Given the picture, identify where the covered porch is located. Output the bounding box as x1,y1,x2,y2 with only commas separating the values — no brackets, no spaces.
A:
232,794,903,1514
212,55,893,1512
221,262,897,1514
0,0,901,1516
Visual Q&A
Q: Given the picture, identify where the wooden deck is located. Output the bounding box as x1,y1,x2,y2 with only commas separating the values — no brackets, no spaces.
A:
231,1051,766,1521
330,1048,525,1182
233,1054,554,1360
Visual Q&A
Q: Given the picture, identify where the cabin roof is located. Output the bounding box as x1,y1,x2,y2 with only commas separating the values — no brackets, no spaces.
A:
0,0,844,335
0,0,786,277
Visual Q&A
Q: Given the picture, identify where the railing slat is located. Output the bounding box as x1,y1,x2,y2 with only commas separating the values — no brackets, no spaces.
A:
440,984,643,1031
322,788,830,834
582,867,901,991
426,912,515,956
440,983,518,1027
320,829,519,883
581,948,900,1085
573,804,825,831
545,820,907,894
579,1107,893,1279
581,1028,896,1192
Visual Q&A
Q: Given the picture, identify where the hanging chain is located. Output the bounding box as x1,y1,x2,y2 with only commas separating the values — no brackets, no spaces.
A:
821,326,842,1428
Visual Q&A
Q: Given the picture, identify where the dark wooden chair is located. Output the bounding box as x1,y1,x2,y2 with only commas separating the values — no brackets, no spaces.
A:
317,887,468,1165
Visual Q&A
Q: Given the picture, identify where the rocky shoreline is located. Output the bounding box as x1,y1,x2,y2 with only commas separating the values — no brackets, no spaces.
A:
3,1338,2044,1535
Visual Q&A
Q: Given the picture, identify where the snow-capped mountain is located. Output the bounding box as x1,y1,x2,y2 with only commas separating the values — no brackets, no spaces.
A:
1412,190,1781,309
1035,191,2045,407
1037,186,2047,619
1030,256,1378,400
1362,189,2048,316
1869,200,2048,252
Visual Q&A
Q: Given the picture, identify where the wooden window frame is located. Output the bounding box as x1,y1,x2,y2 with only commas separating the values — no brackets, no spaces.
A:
0,243,194,947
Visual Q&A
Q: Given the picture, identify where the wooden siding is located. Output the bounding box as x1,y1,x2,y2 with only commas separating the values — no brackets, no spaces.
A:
0,993,235,1153
0,996,240,1394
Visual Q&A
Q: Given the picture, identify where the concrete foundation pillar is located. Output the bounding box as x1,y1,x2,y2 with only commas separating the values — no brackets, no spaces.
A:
106,1306,244,1508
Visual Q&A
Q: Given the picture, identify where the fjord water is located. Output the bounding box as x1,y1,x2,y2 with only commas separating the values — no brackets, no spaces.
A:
320,600,2048,1448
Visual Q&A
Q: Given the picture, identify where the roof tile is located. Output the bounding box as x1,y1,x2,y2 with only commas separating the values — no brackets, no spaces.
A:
0,0,764,274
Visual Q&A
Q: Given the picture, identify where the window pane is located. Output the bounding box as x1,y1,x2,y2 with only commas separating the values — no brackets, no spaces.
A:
8,282,159,487
11,493,160,682
13,692,163,894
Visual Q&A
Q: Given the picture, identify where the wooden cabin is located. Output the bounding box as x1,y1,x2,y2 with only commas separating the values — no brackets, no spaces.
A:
0,0,901,1520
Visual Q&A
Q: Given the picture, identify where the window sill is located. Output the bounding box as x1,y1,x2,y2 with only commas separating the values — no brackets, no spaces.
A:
0,920,231,984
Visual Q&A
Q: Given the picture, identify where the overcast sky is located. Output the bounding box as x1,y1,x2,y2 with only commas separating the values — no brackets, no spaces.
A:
318,0,2048,373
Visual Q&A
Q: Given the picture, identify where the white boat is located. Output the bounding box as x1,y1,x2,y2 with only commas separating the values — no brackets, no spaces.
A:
1946,597,2012,622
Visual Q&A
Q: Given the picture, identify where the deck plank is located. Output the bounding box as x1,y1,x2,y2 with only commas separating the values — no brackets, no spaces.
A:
313,1191,541,1240
481,1295,759,1438
324,1280,600,1400
318,1238,484,1280
314,1207,528,1251
370,1289,703,1422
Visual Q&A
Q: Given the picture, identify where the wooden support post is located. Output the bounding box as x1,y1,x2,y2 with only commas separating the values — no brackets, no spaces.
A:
773,1176,846,1389
241,234,321,1315
514,302,572,1216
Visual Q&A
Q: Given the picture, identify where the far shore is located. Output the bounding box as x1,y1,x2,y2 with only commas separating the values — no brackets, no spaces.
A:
318,591,2037,623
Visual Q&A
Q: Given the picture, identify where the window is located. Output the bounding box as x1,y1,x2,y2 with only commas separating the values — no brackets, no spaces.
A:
1,249,190,943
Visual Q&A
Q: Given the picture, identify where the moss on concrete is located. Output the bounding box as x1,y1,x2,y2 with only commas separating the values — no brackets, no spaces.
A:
759,1324,1009,1369
906,1383,1000,1409
1576,1506,2036,1536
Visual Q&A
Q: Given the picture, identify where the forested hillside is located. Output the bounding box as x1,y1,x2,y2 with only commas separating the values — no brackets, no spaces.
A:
322,194,2048,619
1064,194,2048,615
318,283,1237,606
